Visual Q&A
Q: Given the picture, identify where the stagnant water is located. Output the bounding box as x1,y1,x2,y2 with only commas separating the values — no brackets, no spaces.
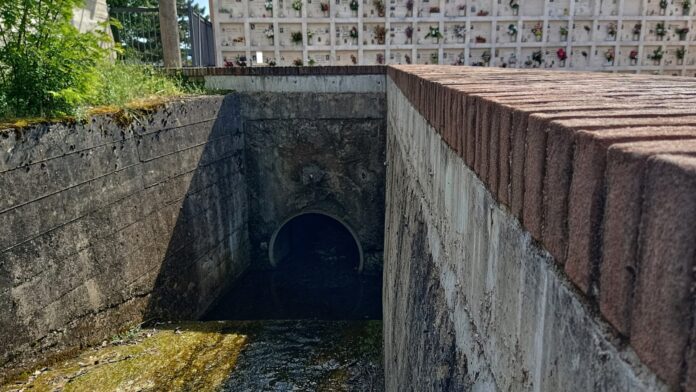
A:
203,213,384,390
2,214,384,391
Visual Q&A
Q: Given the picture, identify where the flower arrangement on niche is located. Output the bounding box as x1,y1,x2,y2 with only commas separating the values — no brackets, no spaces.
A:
649,47,664,64
320,2,329,16
308,58,316,66
684,0,692,15
508,24,518,42
477,10,489,16
607,22,617,40
430,53,438,64
604,48,615,64
481,50,491,64
350,0,359,15
265,0,273,12
454,25,466,42
349,26,359,43
235,55,248,67
406,0,414,16
676,47,687,64
374,0,386,17
677,27,690,40
560,26,568,41
425,26,443,43
291,31,303,44
556,48,567,66
351,54,358,64
457,4,466,16
655,22,666,39
404,54,412,64
659,0,668,15
629,49,639,64
292,0,302,15
373,25,387,44
632,23,642,40
475,35,486,43
307,31,314,45
293,58,303,66
531,22,543,42
377,53,385,64
405,26,414,43
429,6,440,14
531,50,543,66
267,58,277,66
264,26,274,43
509,0,519,16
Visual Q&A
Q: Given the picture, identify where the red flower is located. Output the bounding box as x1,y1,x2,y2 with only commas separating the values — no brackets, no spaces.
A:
629,50,639,60
556,48,567,61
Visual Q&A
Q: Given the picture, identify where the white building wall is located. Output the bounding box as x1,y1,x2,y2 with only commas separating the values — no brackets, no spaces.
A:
211,0,696,75
72,0,110,33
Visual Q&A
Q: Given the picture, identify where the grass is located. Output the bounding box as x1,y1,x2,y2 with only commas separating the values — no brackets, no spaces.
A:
0,62,206,130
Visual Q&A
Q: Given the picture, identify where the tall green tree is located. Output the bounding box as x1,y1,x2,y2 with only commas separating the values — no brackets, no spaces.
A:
0,0,110,118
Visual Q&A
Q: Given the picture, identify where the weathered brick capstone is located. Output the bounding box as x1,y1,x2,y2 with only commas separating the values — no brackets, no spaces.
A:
386,65,696,391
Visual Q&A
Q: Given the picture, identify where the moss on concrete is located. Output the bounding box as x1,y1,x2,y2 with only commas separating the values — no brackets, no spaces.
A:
1,321,251,392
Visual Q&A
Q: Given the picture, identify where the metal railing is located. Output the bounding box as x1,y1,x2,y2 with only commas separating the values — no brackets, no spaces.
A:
109,4,215,67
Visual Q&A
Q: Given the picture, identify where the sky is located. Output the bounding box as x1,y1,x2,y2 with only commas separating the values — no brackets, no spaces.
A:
192,0,210,16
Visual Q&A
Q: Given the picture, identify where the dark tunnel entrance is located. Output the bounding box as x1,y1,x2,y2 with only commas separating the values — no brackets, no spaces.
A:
204,213,382,320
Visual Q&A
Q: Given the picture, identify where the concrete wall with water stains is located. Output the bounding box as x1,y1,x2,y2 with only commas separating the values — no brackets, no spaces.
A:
0,96,250,379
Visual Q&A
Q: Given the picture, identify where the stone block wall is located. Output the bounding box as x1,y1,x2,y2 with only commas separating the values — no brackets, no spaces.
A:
385,65,696,390
0,96,250,379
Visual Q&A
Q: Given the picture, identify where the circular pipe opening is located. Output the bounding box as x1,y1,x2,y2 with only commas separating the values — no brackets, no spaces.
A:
269,211,364,273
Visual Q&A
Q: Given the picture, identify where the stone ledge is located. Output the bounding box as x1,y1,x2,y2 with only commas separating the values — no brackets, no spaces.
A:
387,64,696,390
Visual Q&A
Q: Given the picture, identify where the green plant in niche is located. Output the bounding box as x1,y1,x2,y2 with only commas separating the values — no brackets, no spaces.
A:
292,0,302,11
684,0,692,14
350,0,359,11
374,0,386,16
430,53,439,64
676,47,687,59
531,50,544,66
509,0,519,15
655,22,666,38
659,0,668,10
649,46,664,63
291,31,303,44
425,26,444,43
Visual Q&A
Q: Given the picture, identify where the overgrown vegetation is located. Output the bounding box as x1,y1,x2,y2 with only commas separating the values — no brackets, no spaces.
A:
0,0,200,123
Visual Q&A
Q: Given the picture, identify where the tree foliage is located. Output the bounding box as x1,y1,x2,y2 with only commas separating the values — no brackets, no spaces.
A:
0,0,111,118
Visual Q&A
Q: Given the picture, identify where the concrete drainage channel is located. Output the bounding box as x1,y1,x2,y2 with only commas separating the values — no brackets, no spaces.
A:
1,66,693,391
0,69,387,391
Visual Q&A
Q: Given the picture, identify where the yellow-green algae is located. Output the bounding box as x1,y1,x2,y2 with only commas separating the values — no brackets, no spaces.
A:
1,321,254,392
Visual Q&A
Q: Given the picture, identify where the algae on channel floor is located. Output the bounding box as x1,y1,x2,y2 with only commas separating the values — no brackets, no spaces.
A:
2,320,384,392
1,321,253,392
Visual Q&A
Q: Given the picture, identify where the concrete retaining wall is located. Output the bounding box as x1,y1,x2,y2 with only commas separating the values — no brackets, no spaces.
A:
0,72,387,379
385,65,696,391
0,96,251,378
239,90,386,272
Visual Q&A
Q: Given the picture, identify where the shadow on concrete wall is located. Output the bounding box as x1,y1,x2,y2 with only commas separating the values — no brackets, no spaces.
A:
142,94,251,322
